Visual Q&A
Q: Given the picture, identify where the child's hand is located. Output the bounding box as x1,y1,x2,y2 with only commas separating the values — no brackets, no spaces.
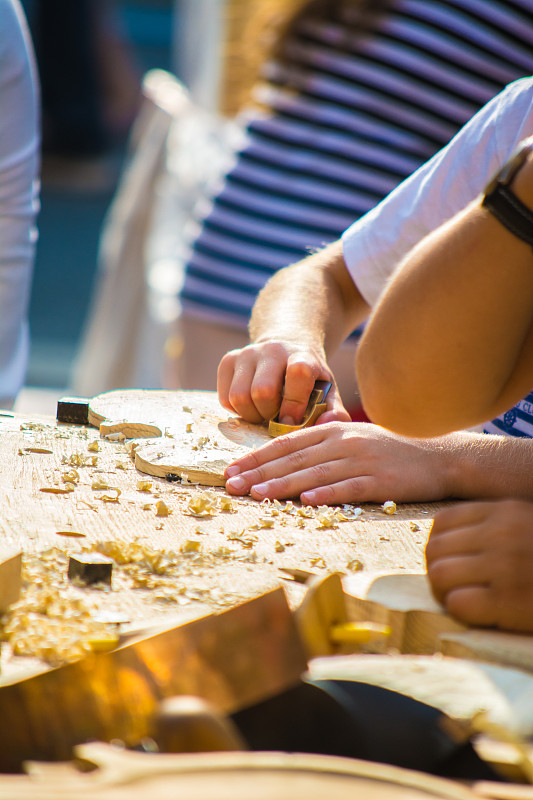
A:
217,341,349,425
426,499,533,633
224,422,453,505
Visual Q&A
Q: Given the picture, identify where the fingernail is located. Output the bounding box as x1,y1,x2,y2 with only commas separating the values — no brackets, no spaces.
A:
225,465,240,478
227,476,245,491
251,482,268,497
301,491,316,505
279,416,295,425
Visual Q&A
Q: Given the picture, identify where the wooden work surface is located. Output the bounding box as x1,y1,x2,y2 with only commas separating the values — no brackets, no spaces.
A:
0,402,437,613
0,395,532,792
2,391,532,679
0,394,443,764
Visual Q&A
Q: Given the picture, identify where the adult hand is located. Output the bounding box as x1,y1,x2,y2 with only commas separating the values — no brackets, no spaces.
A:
224,421,452,505
217,341,350,425
426,499,533,632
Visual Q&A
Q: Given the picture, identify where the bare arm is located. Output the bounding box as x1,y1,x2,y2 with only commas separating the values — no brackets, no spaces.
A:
218,241,370,423
356,153,533,437
223,423,533,503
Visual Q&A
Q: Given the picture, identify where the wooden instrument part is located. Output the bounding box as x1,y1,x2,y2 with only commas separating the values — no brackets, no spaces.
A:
87,389,271,486
9,745,481,799
0,588,305,771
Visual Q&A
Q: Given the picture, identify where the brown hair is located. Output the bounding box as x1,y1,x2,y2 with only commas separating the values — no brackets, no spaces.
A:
221,0,388,115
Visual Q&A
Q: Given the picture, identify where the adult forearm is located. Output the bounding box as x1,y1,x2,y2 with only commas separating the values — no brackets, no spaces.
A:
357,196,533,436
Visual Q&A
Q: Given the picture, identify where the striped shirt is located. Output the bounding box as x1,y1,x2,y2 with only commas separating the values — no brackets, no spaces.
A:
180,0,533,329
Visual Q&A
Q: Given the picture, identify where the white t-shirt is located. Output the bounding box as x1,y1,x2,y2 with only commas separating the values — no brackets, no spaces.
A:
342,76,533,306
0,0,39,407
342,76,533,438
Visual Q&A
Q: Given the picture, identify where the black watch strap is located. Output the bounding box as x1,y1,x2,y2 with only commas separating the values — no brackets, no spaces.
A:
482,183,533,249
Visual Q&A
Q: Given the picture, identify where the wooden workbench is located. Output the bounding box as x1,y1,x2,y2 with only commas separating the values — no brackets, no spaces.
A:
0,403,437,630
0,399,532,797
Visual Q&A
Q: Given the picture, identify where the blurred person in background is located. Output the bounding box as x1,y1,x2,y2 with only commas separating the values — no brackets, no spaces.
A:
0,0,39,408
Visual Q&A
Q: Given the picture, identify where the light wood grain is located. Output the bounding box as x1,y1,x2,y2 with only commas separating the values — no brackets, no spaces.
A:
88,389,272,485
0,548,21,611
0,399,441,686
4,746,479,799
0,589,305,771
342,571,533,672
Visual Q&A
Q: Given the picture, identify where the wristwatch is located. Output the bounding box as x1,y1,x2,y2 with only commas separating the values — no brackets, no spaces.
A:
482,135,533,247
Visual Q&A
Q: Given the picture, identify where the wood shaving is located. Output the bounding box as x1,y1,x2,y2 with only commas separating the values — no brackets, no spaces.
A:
1,550,118,666
87,441,99,453
77,499,98,512
315,508,339,529
155,500,170,517
186,491,218,516
212,546,235,559
281,501,296,515
20,422,49,431
382,500,397,515
218,495,237,512
62,470,79,484
297,506,314,518
55,530,86,538
62,453,98,468
92,480,110,490
250,516,275,530
342,505,364,519
227,531,257,549
40,486,75,495
99,488,121,503
260,499,279,517
347,558,364,572
24,447,53,454
137,481,153,492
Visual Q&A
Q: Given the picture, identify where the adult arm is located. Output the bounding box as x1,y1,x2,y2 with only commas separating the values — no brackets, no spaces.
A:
217,240,370,424
356,152,533,437
0,0,40,408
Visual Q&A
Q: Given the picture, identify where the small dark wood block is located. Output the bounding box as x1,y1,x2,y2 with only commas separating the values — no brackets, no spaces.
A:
68,553,113,585
56,396,90,425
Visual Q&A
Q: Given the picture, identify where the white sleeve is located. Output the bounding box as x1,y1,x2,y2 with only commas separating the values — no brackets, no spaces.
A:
0,0,39,408
342,76,533,308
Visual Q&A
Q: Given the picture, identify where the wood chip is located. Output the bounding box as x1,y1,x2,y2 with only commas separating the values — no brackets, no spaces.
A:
24,447,53,454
